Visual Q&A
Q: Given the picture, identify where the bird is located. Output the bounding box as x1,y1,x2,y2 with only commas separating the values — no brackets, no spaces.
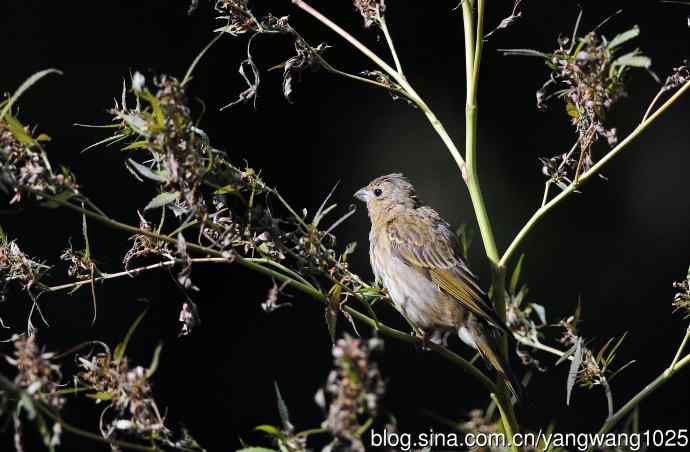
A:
354,173,521,400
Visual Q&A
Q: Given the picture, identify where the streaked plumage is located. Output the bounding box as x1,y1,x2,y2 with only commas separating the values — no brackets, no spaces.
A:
355,173,521,400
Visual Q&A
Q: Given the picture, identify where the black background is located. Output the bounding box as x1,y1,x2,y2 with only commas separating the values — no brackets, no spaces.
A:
1,0,690,450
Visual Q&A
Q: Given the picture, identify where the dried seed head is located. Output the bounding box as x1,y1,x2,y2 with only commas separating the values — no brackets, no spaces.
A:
354,0,385,28
320,335,385,451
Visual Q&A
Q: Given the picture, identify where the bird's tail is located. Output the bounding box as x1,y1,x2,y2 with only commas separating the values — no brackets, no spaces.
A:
463,324,523,402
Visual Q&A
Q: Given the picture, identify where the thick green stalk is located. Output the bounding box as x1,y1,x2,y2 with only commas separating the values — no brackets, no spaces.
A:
462,0,499,265
460,0,520,438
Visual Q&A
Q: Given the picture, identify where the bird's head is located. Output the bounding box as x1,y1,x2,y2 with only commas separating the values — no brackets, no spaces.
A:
354,173,418,218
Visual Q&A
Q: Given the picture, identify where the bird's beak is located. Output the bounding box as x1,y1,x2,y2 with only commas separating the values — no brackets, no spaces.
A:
354,187,369,202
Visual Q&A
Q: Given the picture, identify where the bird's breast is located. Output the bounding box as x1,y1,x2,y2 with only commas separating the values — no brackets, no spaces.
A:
369,231,461,330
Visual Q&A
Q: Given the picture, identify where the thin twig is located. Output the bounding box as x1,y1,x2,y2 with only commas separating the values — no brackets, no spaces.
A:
38,194,499,396
596,353,690,436
500,80,690,268
379,16,404,75
45,258,230,293
668,323,690,373
292,0,467,176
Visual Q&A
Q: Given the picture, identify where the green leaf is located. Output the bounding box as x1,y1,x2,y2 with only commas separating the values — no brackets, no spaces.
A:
608,359,636,381
114,309,148,362
138,89,165,128
566,102,579,119
127,158,167,183
596,336,616,365
0,223,5,242
605,332,628,366
118,112,150,137
612,51,652,69
0,69,62,122
36,133,51,142
145,343,163,379
6,114,34,145
274,381,290,428
121,140,149,151
325,303,338,345
144,191,179,210
513,286,529,307
82,211,91,259
86,391,113,401
213,184,238,195
607,25,640,50
510,254,525,294
254,425,282,437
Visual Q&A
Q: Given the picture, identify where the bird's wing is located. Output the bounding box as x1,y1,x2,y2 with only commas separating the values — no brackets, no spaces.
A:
386,209,507,331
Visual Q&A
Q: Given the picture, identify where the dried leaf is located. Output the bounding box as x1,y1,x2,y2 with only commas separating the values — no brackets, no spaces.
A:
144,191,179,210
566,338,583,406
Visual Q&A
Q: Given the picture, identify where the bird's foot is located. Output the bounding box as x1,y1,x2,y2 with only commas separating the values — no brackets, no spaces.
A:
416,330,447,351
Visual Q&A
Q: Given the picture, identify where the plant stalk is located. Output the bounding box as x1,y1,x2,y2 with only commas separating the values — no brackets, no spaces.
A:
500,80,690,268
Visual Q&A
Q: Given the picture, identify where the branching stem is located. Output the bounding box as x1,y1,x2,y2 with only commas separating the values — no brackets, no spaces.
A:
38,194,496,397
379,16,404,75
500,80,690,268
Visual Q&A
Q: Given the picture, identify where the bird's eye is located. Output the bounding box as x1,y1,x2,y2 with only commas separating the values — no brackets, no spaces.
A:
373,188,383,197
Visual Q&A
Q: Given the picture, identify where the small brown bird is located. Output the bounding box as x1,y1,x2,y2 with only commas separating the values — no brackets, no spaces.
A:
355,173,521,400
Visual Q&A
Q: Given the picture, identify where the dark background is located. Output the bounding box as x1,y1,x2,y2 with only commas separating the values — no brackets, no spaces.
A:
1,0,689,450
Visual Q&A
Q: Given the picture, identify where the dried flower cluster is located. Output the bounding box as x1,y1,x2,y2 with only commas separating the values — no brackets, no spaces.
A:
8,335,64,410
60,246,95,280
78,352,169,441
214,0,260,36
672,266,690,318
0,237,49,300
6,335,65,450
353,0,386,28
558,309,633,412
661,63,690,94
510,23,653,184
0,118,77,204
317,335,385,452
123,212,172,269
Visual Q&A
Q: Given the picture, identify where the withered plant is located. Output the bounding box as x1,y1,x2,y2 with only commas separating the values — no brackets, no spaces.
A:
1,1,690,451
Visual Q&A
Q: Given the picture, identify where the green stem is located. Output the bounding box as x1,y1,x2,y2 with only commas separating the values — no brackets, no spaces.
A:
463,0,498,265
379,16,404,75
500,80,690,268
491,393,519,452
36,404,157,452
597,352,690,435
40,195,498,395
461,1,476,97
0,374,155,451
42,194,325,303
344,306,497,394
459,0,519,437
293,0,467,175
669,324,690,373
